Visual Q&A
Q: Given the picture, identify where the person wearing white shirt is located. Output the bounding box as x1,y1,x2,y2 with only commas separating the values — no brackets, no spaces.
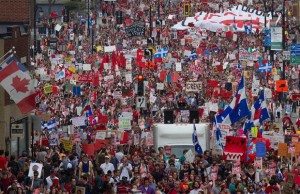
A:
118,156,132,180
100,155,115,174
115,146,124,163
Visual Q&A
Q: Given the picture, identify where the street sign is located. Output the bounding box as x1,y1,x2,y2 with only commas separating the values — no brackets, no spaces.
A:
11,124,24,138
271,27,282,50
282,51,290,61
136,97,146,108
291,93,300,101
290,44,300,64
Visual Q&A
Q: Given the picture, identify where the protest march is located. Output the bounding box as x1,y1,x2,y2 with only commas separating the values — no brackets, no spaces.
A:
0,0,300,193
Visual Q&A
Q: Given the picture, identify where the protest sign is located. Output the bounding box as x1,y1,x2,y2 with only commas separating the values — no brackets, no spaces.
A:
71,116,86,127
104,45,116,52
28,163,43,178
118,117,131,129
185,82,202,92
82,143,94,156
278,143,288,157
232,161,241,174
61,139,73,152
125,25,145,36
184,149,194,163
239,48,260,61
210,165,218,181
256,142,266,158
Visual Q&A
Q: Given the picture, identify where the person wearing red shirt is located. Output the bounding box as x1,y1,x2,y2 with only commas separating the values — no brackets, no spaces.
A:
264,180,279,194
0,150,8,171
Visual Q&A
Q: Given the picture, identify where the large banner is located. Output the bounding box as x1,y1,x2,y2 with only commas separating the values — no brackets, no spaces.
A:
172,4,274,32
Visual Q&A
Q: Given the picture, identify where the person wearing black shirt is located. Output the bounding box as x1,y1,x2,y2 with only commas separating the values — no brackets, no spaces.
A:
151,163,164,183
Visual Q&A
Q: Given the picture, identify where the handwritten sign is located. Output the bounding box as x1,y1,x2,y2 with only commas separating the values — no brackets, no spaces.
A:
125,25,145,37
71,116,86,127
239,49,260,61
118,118,131,129
278,143,288,157
185,82,202,92
61,139,73,152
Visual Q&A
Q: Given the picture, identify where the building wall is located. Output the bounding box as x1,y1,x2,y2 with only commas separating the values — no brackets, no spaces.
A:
0,0,31,23
3,26,30,65
0,26,31,153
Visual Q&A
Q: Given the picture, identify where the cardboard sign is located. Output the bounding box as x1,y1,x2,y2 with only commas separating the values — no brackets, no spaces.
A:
185,82,202,92
28,163,43,178
61,139,73,152
275,80,288,92
278,143,288,157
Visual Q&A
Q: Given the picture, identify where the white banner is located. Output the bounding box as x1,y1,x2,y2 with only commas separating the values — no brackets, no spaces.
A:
185,82,202,92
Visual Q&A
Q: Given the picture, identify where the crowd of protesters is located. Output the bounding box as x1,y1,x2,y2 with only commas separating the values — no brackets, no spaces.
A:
1,0,300,193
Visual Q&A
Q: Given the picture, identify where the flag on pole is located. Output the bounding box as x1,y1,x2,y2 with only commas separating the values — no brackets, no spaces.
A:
192,123,203,155
233,17,237,31
153,47,168,58
215,75,250,125
0,56,36,114
243,90,270,133
186,51,198,62
41,118,57,130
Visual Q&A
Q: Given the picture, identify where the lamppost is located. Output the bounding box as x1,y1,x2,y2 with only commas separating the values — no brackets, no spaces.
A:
33,0,44,64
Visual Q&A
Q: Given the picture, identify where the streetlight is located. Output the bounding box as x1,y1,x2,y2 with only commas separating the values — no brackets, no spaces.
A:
33,0,44,64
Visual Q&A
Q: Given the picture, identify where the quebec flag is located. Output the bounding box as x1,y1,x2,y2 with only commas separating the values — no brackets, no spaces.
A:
243,90,270,133
192,124,203,155
259,62,272,73
42,118,57,130
153,47,168,58
215,75,250,125
186,51,198,62
252,90,270,126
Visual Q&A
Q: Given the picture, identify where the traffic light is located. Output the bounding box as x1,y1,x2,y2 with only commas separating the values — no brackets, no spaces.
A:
116,11,123,25
63,9,69,23
183,3,191,16
137,74,144,96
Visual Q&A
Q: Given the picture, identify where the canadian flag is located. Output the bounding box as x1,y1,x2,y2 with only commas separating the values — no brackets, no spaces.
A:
0,56,36,114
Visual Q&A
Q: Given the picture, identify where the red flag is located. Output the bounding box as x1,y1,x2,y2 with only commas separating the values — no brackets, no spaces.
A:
111,51,117,70
52,86,58,95
208,80,219,87
82,144,95,156
154,58,163,63
136,49,144,62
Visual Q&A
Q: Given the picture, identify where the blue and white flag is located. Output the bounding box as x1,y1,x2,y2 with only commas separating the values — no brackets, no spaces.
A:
153,47,169,58
186,51,198,62
215,123,224,150
233,17,237,31
215,75,250,125
243,90,270,133
259,62,272,73
42,118,57,130
55,69,65,81
244,19,252,35
252,90,270,126
192,124,203,155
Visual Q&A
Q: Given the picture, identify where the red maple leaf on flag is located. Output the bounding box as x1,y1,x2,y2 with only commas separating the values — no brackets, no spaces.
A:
11,76,29,93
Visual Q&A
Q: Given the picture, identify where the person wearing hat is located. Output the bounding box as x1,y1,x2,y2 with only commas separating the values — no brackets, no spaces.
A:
100,155,115,175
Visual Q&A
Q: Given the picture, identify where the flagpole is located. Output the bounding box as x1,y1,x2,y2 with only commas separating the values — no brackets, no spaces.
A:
0,47,15,65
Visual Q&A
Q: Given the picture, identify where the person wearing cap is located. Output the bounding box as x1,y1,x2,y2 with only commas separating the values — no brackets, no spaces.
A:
100,155,115,175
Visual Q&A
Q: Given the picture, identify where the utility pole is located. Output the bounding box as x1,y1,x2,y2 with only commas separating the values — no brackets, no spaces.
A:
282,0,286,80
87,0,90,37
157,0,161,46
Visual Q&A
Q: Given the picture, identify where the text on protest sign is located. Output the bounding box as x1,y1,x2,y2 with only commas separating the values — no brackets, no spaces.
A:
185,82,202,92
125,25,146,37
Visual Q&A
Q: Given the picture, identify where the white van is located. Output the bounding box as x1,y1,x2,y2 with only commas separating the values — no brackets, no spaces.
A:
153,123,210,157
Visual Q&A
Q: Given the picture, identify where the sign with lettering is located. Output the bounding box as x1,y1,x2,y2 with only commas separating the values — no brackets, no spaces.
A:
239,48,260,61
125,25,145,37
185,82,202,92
